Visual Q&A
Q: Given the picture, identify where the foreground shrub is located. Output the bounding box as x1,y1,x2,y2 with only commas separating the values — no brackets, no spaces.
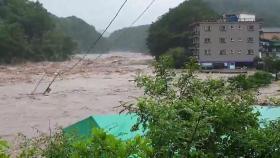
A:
122,58,280,157
0,139,9,158
17,128,153,158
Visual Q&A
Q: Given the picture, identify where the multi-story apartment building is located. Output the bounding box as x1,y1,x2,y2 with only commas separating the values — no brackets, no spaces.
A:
192,14,261,69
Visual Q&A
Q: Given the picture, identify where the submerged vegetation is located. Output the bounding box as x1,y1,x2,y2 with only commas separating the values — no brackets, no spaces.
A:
229,71,274,90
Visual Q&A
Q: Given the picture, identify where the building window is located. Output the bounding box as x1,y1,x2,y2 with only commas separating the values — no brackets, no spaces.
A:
204,49,211,55
220,25,226,31
193,37,199,44
204,26,211,32
220,38,226,43
247,37,254,43
248,49,254,55
220,49,227,55
204,38,211,43
248,25,255,31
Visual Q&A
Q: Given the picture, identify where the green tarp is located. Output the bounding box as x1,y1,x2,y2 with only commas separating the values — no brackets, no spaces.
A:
64,107,280,140
255,106,280,121
64,114,144,140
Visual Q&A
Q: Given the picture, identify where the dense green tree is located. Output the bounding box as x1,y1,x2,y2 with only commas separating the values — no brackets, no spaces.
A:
147,0,219,58
0,0,76,64
0,23,30,63
163,47,190,68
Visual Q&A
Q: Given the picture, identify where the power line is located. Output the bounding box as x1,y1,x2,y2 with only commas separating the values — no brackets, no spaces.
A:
111,0,156,50
42,0,129,95
130,0,156,27
40,0,156,95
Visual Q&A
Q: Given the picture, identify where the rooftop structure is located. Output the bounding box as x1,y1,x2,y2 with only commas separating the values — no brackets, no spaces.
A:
262,28,280,33
261,28,280,40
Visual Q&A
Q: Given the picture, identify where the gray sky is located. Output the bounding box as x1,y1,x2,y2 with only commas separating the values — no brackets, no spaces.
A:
35,0,185,32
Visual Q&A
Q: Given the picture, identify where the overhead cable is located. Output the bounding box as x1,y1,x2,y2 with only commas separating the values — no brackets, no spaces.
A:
42,0,129,94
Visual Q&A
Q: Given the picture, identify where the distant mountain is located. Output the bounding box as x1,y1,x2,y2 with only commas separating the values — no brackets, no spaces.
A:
51,14,149,53
52,16,109,53
204,0,280,27
108,25,150,53
98,29,111,38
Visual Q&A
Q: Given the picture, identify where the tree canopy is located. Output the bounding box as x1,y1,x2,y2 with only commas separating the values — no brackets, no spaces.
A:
0,0,77,63
147,0,219,58
53,15,109,53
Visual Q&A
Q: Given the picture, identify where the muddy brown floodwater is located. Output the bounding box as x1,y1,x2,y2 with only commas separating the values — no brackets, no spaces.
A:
0,52,153,142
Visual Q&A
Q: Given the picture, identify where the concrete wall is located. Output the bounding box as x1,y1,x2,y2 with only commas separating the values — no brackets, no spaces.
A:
195,22,260,63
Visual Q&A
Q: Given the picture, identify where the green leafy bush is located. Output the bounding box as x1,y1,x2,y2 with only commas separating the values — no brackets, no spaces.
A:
229,71,273,90
0,139,9,158
18,128,153,158
248,71,274,87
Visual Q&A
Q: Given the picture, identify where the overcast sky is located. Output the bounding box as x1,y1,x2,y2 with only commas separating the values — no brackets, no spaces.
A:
35,0,185,32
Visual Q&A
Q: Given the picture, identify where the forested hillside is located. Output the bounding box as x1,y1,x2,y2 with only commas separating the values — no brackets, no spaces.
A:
53,16,109,53
204,0,280,27
108,25,149,52
0,0,77,64
147,0,219,58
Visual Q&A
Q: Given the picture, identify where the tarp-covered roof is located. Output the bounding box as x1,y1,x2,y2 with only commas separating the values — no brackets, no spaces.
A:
64,114,144,140
262,28,280,33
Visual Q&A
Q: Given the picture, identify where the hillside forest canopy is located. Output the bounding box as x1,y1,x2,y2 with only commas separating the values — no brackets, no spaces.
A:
0,0,77,63
147,0,219,60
